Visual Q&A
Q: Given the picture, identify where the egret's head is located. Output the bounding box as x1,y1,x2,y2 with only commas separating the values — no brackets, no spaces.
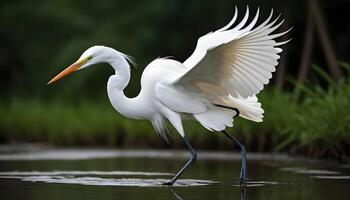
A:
47,45,110,85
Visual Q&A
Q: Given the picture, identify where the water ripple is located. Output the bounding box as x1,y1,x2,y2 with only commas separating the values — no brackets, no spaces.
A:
0,170,172,176
233,181,282,187
280,167,340,175
311,175,350,180
0,171,218,187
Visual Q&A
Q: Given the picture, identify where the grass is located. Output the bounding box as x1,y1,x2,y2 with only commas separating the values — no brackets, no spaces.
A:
284,64,350,158
0,98,156,146
1,66,350,159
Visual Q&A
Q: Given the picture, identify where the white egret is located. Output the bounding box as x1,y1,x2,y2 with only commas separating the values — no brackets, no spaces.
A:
48,6,289,186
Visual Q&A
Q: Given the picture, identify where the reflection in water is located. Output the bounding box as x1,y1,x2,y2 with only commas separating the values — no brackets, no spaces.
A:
240,187,247,200
170,188,184,200
169,186,248,200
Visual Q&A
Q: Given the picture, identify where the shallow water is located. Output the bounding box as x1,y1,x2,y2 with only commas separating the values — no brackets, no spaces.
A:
0,146,349,200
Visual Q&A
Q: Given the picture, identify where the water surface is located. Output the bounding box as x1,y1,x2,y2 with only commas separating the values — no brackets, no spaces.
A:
0,145,349,200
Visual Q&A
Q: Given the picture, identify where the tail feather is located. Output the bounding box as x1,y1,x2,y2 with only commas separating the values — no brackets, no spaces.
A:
193,108,235,131
194,95,264,131
229,95,264,122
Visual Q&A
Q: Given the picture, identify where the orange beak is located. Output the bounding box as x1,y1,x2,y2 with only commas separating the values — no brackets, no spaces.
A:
47,58,88,85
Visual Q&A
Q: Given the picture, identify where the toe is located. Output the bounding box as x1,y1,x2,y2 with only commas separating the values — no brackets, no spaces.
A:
162,181,174,186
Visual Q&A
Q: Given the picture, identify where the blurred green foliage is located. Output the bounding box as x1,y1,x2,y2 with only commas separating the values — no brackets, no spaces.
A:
3,0,350,98
1,0,350,159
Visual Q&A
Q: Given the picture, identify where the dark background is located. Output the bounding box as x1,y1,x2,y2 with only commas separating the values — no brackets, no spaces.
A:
0,0,349,158
1,0,349,98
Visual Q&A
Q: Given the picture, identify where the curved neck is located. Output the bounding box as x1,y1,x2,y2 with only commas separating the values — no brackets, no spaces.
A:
107,51,131,90
106,50,143,119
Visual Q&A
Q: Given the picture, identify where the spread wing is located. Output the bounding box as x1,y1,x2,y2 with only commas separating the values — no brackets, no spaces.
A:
156,6,290,116
176,6,290,99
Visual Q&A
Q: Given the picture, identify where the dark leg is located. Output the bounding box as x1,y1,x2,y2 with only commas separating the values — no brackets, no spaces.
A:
222,130,247,186
164,135,197,185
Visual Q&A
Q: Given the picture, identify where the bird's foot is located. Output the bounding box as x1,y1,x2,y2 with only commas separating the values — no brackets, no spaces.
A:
162,180,175,186
239,177,248,187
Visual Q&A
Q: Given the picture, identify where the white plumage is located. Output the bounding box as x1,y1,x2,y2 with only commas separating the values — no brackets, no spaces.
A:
48,6,290,137
48,6,289,185
155,7,289,135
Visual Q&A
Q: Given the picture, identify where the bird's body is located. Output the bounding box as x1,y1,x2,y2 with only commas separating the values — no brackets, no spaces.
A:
48,6,289,186
105,51,262,138
106,55,187,133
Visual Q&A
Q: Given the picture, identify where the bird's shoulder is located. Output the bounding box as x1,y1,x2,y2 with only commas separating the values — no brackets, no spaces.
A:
139,58,186,89
146,58,186,70
142,58,187,79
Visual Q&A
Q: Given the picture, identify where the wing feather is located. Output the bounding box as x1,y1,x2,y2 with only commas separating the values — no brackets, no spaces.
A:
216,6,238,32
172,7,289,99
156,6,290,116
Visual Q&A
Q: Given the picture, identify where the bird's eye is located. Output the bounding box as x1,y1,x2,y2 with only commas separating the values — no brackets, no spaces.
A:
87,55,93,60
